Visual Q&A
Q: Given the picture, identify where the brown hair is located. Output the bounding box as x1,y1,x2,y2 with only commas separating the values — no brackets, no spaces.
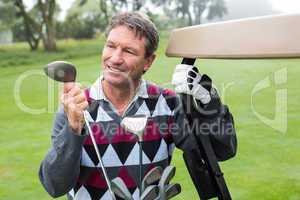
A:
106,12,159,58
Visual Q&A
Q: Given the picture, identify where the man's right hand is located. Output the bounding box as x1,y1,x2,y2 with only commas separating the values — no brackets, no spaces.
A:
61,82,89,134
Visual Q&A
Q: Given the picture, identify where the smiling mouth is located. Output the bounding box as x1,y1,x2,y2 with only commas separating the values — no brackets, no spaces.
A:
107,65,124,73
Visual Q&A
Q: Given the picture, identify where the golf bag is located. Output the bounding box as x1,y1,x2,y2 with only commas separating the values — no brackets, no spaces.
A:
179,58,237,200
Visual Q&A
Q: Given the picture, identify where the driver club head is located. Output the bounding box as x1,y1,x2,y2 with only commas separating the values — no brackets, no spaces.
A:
44,61,77,82
121,115,148,141
165,183,181,199
111,177,133,200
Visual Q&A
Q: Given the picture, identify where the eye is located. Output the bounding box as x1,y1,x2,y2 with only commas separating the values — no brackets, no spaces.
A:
106,43,115,48
124,48,136,55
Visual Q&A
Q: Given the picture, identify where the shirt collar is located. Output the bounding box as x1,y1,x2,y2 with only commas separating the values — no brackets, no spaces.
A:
89,76,148,101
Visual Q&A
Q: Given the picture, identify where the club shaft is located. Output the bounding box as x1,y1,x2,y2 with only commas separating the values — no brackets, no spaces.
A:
83,111,116,200
139,141,143,197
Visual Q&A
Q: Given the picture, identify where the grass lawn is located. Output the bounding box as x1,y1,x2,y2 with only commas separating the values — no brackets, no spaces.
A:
0,37,299,200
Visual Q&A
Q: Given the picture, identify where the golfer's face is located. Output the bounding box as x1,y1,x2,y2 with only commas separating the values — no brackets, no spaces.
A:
102,25,153,87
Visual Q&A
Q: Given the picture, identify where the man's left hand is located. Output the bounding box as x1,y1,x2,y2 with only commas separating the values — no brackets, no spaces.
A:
172,64,212,104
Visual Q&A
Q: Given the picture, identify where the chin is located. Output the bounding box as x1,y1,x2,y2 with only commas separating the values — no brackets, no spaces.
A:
103,73,128,87
103,70,141,88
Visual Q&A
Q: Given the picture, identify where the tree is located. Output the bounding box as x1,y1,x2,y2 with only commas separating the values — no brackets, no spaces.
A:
80,0,110,26
0,1,16,31
220,0,276,21
79,0,154,27
132,0,143,11
206,0,227,21
14,0,41,50
152,0,227,26
65,0,107,38
56,12,104,39
36,0,57,51
62,0,227,41
176,0,193,26
12,0,58,51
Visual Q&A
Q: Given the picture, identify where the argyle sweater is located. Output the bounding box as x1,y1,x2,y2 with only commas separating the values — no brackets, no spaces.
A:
71,80,179,200
39,79,184,200
39,78,237,200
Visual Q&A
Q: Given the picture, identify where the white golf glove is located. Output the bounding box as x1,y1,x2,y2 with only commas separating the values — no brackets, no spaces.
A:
172,64,212,104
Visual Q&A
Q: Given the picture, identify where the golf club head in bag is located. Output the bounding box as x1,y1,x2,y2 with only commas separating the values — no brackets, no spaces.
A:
165,183,181,199
142,166,163,193
158,166,176,200
141,185,159,200
111,177,133,200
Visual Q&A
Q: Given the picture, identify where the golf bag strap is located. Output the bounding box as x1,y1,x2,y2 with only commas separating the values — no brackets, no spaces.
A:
183,142,217,199
181,94,231,200
181,58,231,200
193,124,231,200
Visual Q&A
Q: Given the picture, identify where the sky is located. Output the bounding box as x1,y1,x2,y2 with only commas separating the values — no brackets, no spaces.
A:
23,0,75,19
23,0,300,20
271,0,300,13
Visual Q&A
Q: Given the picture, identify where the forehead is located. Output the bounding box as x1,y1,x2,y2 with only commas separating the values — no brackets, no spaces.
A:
106,25,146,50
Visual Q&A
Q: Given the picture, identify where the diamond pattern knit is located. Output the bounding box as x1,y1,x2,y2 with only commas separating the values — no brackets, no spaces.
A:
69,80,178,200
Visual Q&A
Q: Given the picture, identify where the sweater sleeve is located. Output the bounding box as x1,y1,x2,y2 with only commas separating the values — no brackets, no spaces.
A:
172,88,237,161
39,106,87,197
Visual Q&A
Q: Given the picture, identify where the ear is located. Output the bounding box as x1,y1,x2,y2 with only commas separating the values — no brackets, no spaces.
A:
143,54,156,72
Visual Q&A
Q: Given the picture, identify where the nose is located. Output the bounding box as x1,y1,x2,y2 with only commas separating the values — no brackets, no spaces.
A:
110,48,124,65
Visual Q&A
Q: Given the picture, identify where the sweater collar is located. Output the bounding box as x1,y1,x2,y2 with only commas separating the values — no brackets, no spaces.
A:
89,76,148,101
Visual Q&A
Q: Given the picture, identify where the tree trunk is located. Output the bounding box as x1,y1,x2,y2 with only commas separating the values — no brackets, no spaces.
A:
43,20,56,51
187,11,193,26
195,8,201,25
38,0,57,51
14,0,41,50
14,0,57,51
25,26,40,51
23,15,40,50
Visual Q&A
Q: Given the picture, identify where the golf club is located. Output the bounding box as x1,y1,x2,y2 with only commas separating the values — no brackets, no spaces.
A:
142,166,163,193
158,166,176,200
44,61,116,200
140,185,159,200
44,61,76,82
165,183,181,199
111,177,133,200
121,115,148,196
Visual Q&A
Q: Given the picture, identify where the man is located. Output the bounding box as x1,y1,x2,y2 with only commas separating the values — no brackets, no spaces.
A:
39,12,236,200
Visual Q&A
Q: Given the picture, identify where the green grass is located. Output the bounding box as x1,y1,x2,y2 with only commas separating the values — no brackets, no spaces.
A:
0,37,300,200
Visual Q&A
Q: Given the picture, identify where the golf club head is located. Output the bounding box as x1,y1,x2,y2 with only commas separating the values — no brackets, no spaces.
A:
121,115,148,141
44,61,77,82
142,166,163,192
111,177,133,200
159,166,176,200
160,166,176,187
165,183,181,199
141,185,159,200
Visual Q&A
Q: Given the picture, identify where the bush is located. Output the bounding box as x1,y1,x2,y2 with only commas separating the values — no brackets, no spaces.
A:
56,12,106,39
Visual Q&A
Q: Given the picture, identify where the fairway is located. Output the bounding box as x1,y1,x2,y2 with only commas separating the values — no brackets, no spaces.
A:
0,37,299,200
